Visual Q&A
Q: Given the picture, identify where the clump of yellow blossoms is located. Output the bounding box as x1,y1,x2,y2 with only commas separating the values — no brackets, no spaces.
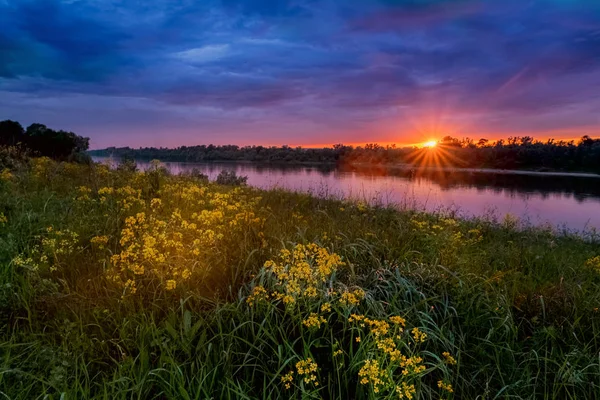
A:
438,380,454,393
90,235,109,250
303,313,326,330
281,371,294,390
13,227,82,273
104,181,264,294
295,358,319,385
0,168,13,182
442,352,457,365
396,382,416,399
262,243,345,303
411,327,427,343
246,285,269,306
359,359,387,392
339,288,366,306
320,302,332,313
585,256,600,273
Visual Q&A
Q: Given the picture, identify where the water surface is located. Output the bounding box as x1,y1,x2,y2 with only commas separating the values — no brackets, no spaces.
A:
93,157,600,232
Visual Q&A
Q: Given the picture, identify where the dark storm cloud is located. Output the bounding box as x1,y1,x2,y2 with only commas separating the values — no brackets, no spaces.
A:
0,0,599,147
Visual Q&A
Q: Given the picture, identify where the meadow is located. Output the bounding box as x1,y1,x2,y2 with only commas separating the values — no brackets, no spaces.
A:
1,158,600,399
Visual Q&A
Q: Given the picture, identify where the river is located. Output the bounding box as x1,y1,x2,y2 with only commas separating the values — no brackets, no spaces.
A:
93,157,600,233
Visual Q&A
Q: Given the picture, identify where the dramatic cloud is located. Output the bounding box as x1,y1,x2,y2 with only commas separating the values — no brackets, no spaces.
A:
1,0,599,148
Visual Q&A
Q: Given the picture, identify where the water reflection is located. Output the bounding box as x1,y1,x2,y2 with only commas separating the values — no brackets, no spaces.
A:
93,157,600,232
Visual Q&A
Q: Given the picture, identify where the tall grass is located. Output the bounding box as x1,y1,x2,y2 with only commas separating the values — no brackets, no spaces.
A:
1,158,599,399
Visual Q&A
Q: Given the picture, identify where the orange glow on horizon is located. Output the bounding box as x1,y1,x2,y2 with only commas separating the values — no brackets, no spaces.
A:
422,140,438,148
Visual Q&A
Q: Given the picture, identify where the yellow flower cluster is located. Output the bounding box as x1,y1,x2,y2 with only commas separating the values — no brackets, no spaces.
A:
263,243,345,303
339,288,366,306
442,352,457,365
410,215,484,263
438,380,454,393
411,327,427,343
585,256,600,273
0,168,13,182
281,371,294,390
76,186,92,201
13,227,82,273
358,359,386,392
90,235,109,249
295,358,319,385
106,181,264,294
246,285,269,306
395,382,416,399
348,313,432,396
320,302,332,313
302,313,327,330
0,212,7,226
400,356,426,376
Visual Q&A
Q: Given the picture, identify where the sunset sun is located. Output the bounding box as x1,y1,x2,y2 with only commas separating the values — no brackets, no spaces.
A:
423,140,437,148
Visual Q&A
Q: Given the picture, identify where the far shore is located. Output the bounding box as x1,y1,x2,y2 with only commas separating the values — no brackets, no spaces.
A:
91,155,600,178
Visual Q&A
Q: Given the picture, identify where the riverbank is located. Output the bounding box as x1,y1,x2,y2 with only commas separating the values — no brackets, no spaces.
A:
1,159,600,398
93,154,600,178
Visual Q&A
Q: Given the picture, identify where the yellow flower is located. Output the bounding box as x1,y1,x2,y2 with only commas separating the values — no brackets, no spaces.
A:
246,285,269,306
320,302,332,313
442,351,457,365
411,327,427,343
281,371,294,390
389,315,406,327
358,360,386,392
295,358,318,385
438,380,453,393
303,313,327,330
355,336,361,343
395,382,416,399
165,280,177,290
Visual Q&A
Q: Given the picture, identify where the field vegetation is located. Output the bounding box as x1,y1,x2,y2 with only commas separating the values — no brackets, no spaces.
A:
1,155,600,399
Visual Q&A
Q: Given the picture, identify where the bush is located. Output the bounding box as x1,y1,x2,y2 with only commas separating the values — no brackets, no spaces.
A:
215,170,248,186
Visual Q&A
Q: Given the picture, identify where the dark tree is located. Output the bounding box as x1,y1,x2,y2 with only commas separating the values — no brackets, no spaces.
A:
0,120,25,146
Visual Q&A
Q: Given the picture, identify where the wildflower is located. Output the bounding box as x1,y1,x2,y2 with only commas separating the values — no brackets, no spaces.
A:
150,198,162,208
90,235,109,249
262,243,345,303
339,288,365,306
296,358,318,385
438,380,453,393
246,285,269,306
400,356,426,375
281,371,294,390
333,349,343,357
0,168,13,182
389,316,406,328
358,360,386,392
356,336,361,343
442,351,457,365
586,256,600,273
165,280,177,290
395,382,416,399
303,313,326,330
0,212,7,226
320,302,332,313
411,327,427,343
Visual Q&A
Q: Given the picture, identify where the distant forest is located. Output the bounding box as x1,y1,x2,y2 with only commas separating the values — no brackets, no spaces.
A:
90,135,600,173
0,120,90,161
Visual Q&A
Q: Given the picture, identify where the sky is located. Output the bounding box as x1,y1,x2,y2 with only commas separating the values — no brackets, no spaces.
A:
1,0,600,149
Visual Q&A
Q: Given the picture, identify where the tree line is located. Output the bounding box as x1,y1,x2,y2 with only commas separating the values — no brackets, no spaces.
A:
0,120,90,161
90,135,600,172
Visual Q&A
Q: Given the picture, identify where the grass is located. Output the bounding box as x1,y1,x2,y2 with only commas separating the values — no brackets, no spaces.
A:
1,157,600,399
